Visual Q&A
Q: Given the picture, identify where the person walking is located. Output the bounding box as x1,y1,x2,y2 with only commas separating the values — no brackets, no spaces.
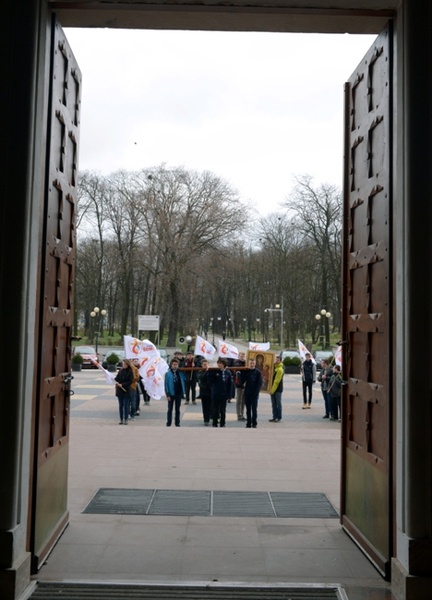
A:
208,357,233,428
197,359,211,425
164,358,186,427
318,358,333,418
115,359,136,425
241,357,263,428
233,351,246,421
269,355,284,422
301,352,316,409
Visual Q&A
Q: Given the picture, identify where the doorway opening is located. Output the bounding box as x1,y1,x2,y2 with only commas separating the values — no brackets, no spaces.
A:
34,22,392,592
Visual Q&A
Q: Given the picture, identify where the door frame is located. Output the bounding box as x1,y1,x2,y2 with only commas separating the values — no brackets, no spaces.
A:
32,0,398,577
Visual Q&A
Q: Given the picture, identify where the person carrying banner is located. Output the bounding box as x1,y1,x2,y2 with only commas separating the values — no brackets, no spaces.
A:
208,357,233,428
269,355,284,422
164,358,186,427
184,350,198,404
197,359,212,425
115,359,136,425
241,357,263,428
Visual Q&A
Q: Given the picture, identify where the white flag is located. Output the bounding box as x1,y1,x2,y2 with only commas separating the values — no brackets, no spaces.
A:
249,341,270,351
145,354,169,377
123,335,159,360
138,355,168,400
194,335,216,360
217,339,239,360
334,345,342,367
298,339,316,363
90,357,116,384
143,371,165,400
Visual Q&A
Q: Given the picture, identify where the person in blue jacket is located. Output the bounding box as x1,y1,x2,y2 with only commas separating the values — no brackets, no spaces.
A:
164,358,186,427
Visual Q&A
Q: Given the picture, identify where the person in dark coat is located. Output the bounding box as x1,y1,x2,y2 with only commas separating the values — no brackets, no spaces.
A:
208,357,233,428
233,351,246,421
115,359,136,425
197,359,211,425
328,364,343,421
241,357,263,428
318,358,333,418
301,352,316,408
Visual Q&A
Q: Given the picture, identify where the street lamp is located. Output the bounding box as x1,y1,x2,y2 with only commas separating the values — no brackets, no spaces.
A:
315,309,332,350
185,335,193,352
90,306,107,354
264,303,284,349
256,318,261,341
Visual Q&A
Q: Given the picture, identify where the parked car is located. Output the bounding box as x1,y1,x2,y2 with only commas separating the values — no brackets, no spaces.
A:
158,348,169,362
101,350,125,370
313,350,334,370
73,345,98,369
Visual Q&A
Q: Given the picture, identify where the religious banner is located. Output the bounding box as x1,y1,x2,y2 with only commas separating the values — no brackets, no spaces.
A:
246,349,275,394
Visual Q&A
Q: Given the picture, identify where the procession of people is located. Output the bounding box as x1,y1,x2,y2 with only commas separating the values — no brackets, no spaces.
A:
105,335,343,428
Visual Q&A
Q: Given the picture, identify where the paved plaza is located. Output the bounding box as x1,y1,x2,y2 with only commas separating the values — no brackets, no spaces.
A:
34,365,393,600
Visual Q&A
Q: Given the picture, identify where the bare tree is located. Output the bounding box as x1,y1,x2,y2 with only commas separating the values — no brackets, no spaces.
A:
283,175,342,343
132,166,249,346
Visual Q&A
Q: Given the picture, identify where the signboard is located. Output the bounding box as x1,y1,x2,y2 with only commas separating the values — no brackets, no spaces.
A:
138,315,160,331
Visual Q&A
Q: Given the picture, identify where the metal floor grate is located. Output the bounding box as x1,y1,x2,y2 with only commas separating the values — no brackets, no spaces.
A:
83,489,338,518
30,582,345,599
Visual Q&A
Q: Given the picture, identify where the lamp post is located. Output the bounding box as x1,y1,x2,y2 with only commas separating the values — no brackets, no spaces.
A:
90,306,107,354
256,318,261,341
264,303,284,349
217,316,222,338
315,309,331,350
210,318,214,344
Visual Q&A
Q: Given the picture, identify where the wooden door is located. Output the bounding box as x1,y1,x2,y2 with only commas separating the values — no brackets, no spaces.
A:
341,23,393,578
30,18,81,571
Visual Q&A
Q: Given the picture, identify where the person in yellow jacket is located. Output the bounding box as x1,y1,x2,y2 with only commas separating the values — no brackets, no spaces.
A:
269,355,284,422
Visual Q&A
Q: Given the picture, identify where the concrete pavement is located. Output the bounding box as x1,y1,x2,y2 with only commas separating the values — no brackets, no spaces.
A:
33,365,393,600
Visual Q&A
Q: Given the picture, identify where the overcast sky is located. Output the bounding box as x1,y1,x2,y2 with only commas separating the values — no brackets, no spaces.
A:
65,28,376,216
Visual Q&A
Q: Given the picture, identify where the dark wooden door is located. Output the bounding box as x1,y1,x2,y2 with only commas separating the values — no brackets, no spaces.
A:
341,24,393,578
30,19,81,571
